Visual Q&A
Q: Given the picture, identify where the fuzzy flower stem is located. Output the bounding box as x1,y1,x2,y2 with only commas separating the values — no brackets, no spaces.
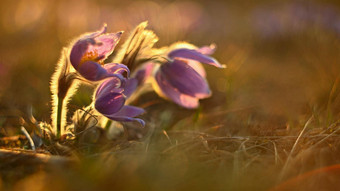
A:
56,97,63,138
51,48,78,139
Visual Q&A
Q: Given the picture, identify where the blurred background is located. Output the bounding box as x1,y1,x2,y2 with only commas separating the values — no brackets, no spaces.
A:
0,0,340,190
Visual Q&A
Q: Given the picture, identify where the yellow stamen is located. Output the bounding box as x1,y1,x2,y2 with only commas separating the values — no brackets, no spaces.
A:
79,49,103,67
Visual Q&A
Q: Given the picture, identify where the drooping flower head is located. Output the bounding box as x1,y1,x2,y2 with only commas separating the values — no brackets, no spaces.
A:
69,24,128,82
150,43,225,108
94,76,145,126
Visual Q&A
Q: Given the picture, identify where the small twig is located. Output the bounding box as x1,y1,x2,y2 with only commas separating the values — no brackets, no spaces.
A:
202,106,256,118
238,138,250,156
243,154,260,170
271,141,280,165
199,136,210,151
163,130,173,145
310,122,340,148
20,126,35,151
245,143,275,154
0,148,73,165
278,116,314,182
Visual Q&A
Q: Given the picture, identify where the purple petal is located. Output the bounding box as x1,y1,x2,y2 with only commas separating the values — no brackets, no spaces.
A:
168,48,223,68
122,78,138,98
103,63,130,76
154,70,199,109
105,115,145,127
69,27,123,77
197,44,216,55
82,24,107,40
95,92,125,115
77,61,107,81
78,61,125,82
91,32,123,60
111,106,145,118
95,77,134,100
185,60,206,77
70,40,89,69
70,25,107,67
160,59,211,99
95,77,124,98
104,105,145,126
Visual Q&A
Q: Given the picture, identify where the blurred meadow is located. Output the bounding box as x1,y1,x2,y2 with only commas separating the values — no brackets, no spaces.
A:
0,0,340,190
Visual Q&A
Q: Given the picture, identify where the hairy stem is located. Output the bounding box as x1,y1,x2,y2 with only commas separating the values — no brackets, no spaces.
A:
56,97,64,138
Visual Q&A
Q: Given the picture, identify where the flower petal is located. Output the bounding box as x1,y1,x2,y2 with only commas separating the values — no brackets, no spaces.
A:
168,48,223,68
77,61,107,81
70,24,107,68
154,70,199,109
160,59,211,99
95,79,144,126
105,115,145,127
82,24,107,40
78,61,125,82
103,63,130,76
95,77,123,98
197,44,216,55
111,105,145,118
91,32,123,61
70,40,89,69
95,91,125,115
70,27,123,75
185,60,206,77
122,78,138,98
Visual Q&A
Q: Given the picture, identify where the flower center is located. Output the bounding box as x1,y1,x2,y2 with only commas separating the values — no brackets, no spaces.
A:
80,49,104,65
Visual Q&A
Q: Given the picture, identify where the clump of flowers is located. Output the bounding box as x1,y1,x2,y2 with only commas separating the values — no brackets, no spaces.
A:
48,21,223,143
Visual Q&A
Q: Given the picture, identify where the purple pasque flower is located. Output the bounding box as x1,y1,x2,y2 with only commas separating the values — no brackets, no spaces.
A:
94,76,145,126
70,24,129,81
152,44,224,109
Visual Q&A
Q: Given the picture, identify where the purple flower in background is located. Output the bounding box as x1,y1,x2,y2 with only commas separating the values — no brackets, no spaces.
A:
70,24,129,81
94,76,145,126
152,44,224,108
